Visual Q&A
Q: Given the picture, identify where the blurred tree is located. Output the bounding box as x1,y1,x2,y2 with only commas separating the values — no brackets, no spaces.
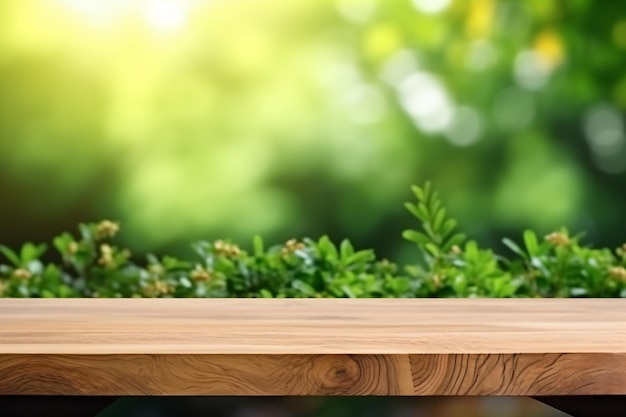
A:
0,0,624,262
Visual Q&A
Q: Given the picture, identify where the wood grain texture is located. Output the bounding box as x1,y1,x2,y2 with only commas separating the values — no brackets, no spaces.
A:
1,299,625,396
410,353,626,395
0,354,414,396
2,298,625,354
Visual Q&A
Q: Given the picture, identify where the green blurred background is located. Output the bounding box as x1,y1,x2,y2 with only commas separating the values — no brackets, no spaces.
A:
1,0,625,263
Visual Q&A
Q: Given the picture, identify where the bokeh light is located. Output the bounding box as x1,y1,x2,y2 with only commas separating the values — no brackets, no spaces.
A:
0,0,625,261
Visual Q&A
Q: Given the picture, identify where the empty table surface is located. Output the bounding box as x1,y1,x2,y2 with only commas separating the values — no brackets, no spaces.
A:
1,298,625,396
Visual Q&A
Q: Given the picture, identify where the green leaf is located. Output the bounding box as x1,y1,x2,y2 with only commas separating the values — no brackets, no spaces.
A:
191,241,211,259
404,202,419,219
345,250,375,266
340,284,356,298
58,285,74,298
291,280,316,297
146,253,160,265
441,218,457,238
0,245,21,267
422,182,432,200
78,223,94,243
20,242,46,264
253,235,264,257
412,184,425,202
464,241,479,261
387,277,410,295
523,230,539,256
425,243,440,257
162,256,190,270
340,239,354,260
417,202,430,220
422,223,440,242
428,194,441,217
433,208,446,232
42,264,61,281
442,233,466,252
405,202,428,221
402,230,431,246
53,233,74,256
41,290,56,298
570,287,587,297
318,235,338,260
179,276,192,288
530,256,549,276
502,238,528,260
259,289,273,298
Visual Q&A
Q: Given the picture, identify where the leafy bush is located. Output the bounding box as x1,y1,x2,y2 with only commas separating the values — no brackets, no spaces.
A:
1,184,625,298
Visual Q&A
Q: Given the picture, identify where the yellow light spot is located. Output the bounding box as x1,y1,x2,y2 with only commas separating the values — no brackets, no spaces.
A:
465,0,494,38
363,24,401,61
533,29,565,70
2,1,75,53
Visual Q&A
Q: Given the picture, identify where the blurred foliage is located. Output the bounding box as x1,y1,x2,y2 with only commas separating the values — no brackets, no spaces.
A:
2,184,625,298
0,0,625,263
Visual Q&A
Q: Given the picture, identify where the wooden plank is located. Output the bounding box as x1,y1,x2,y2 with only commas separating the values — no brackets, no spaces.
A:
1,299,625,354
0,299,625,396
0,352,624,396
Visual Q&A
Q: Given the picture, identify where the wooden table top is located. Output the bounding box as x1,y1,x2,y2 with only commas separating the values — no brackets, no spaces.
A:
1,298,625,396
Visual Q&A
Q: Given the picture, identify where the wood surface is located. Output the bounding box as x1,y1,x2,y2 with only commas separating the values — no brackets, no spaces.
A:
1,298,625,396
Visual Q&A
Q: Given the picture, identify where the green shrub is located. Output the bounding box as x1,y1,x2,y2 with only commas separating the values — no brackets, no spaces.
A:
1,184,625,298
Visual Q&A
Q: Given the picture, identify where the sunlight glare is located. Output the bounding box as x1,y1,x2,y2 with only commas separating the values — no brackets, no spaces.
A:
143,1,188,30
399,72,454,133
412,0,452,15
57,0,125,26
57,0,194,31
